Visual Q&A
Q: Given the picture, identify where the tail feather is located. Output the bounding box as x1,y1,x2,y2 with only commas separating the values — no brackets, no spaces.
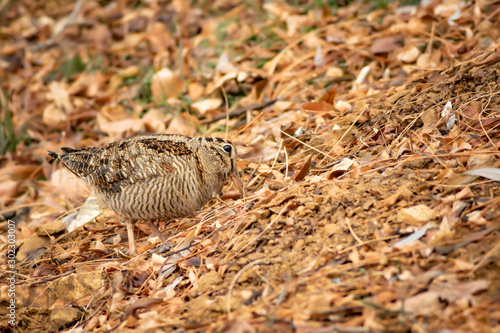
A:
47,150,61,160
61,147,78,153
47,149,83,178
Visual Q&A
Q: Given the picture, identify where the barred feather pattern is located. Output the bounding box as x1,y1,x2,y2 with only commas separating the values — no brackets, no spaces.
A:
48,134,244,220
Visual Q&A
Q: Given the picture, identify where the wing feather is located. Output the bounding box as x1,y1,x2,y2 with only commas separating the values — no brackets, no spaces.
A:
52,136,194,193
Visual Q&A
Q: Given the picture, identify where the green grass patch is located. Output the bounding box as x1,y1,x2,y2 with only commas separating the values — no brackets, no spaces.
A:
0,90,30,155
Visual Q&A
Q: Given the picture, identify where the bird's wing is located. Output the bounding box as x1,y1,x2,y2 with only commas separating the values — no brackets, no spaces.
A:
56,137,195,193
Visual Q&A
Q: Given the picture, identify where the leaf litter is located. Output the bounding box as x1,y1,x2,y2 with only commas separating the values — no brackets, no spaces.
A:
1,0,499,332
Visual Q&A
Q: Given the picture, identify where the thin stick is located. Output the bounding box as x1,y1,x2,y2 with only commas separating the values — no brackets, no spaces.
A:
345,218,363,245
266,122,335,161
225,203,289,263
226,258,265,319
221,86,229,139
32,0,85,51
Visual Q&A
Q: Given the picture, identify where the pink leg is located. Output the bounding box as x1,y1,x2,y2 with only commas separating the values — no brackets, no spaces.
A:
126,220,136,255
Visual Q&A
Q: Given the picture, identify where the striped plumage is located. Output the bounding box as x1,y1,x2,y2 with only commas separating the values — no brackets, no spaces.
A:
48,134,244,255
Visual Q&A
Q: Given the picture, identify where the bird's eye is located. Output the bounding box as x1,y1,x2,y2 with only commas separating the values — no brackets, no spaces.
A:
222,145,232,153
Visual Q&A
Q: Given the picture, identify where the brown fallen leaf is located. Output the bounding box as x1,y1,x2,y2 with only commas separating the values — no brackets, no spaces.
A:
319,86,337,105
123,298,164,318
397,204,437,224
151,67,183,102
220,190,244,200
302,100,334,112
293,155,312,182
475,48,500,66
0,180,20,207
371,36,400,54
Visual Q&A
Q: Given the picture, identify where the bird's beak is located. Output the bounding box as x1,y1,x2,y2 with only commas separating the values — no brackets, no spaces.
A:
231,170,245,199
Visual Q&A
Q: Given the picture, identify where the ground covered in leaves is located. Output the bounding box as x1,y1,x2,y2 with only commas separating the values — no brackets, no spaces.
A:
1,0,500,332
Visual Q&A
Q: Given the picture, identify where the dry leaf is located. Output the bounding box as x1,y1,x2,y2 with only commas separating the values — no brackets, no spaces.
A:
293,155,312,182
302,101,334,111
151,68,183,102
398,205,437,224
192,98,222,115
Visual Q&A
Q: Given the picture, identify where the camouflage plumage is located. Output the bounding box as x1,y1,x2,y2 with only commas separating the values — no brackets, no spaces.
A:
48,134,244,255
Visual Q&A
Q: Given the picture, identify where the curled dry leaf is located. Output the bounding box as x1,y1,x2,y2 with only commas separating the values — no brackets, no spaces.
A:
191,98,222,115
397,47,420,63
151,68,183,102
187,82,205,100
142,108,171,133
65,197,100,233
42,104,67,127
463,168,500,180
47,81,73,114
166,113,198,137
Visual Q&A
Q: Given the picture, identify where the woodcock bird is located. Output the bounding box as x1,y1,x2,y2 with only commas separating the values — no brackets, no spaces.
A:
48,134,245,255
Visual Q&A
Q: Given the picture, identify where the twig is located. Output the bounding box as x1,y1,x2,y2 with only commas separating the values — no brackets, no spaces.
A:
221,86,229,138
227,258,266,319
338,235,399,254
267,122,336,161
345,218,363,245
471,242,500,274
202,99,277,123
225,203,289,263
31,0,85,51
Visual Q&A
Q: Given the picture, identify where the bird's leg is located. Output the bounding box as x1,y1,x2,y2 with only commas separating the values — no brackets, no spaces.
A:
126,220,137,256
145,220,167,242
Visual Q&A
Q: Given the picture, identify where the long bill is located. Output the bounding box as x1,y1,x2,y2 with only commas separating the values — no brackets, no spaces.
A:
231,170,245,199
